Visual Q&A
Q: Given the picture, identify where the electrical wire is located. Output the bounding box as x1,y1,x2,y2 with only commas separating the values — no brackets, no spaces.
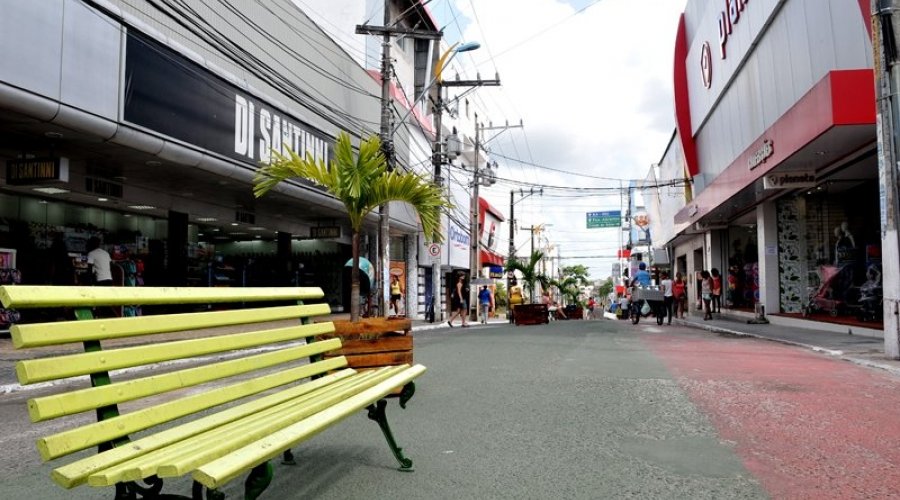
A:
471,0,605,67
147,0,378,135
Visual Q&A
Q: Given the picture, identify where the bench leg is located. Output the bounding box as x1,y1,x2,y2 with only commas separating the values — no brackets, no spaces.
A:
114,476,163,499
366,398,414,471
244,461,274,500
193,480,224,500
111,477,221,500
282,449,297,465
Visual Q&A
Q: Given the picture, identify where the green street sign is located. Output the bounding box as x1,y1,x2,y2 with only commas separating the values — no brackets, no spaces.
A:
586,210,621,229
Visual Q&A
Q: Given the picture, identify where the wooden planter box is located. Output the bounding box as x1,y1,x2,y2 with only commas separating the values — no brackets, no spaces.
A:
316,317,413,369
560,306,584,320
512,304,548,326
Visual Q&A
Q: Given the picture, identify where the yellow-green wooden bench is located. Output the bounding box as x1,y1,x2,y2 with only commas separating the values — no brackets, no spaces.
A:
0,285,425,500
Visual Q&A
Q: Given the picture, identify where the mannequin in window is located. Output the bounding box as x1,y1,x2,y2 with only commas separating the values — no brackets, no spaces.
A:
834,223,855,266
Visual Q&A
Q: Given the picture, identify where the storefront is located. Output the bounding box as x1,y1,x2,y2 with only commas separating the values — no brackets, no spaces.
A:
659,0,882,332
0,0,416,317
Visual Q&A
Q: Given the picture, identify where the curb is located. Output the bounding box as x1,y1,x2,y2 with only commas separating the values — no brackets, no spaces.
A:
676,318,900,377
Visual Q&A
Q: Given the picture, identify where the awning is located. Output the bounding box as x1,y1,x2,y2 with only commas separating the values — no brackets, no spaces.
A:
480,249,505,267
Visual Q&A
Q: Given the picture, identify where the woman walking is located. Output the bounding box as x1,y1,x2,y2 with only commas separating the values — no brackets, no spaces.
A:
389,274,404,316
447,275,469,328
711,268,722,313
672,272,687,319
660,271,674,325
700,270,714,320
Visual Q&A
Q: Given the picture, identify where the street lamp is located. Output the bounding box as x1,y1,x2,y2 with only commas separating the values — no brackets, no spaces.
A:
428,40,481,323
394,41,480,137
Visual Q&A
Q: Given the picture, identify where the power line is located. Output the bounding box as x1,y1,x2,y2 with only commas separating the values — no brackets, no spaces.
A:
471,0,605,67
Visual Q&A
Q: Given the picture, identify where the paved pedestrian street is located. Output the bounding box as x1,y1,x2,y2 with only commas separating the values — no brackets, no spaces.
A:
1,319,899,499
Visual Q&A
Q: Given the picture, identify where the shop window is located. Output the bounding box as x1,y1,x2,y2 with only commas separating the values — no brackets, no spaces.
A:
726,226,758,310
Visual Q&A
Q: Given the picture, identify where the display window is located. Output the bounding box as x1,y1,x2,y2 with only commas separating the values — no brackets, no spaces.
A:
776,181,882,323
725,226,759,311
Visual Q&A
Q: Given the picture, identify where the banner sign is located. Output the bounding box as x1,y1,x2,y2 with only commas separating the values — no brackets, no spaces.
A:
586,210,621,229
123,33,333,167
310,226,341,239
763,171,816,190
6,157,69,185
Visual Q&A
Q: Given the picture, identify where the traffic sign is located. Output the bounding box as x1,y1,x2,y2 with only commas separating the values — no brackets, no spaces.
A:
427,243,441,257
586,210,621,229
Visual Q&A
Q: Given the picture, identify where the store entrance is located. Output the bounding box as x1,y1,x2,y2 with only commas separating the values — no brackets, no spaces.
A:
726,225,759,312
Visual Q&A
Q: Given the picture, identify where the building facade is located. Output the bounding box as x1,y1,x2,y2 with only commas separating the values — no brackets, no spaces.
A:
652,0,881,334
0,0,424,316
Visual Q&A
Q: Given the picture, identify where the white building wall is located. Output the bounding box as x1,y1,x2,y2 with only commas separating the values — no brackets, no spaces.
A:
684,0,872,184
652,134,691,246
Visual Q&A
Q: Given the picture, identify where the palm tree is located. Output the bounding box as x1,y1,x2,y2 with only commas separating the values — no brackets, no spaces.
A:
556,264,591,306
506,250,550,304
254,132,451,322
552,276,580,305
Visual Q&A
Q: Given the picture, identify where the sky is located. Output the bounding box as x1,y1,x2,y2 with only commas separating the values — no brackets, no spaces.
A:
430,0,687,281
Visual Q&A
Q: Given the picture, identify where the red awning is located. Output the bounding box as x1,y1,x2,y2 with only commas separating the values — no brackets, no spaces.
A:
480,249,504,267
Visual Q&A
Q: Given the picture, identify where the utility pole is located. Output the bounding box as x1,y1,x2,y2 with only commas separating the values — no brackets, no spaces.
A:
508,189,515,322
357,4,441,318
376,4,392,319
470,114,482,322
872,0,900,358
428,48,497,323
468,117,512,321
508,188,541,315
430,38,445,324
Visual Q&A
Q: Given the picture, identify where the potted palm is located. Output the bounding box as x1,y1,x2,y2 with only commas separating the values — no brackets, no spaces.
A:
553,265,591,319
254,132,451,365
505,251,551,325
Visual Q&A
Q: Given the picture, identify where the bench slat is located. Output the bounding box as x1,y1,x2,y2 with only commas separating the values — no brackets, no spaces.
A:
37,355,349,461
51,368,357,489
193,364,427,488
0,286,324,308
28,338,343,422
87,370,381,487
13,304,330,348
98,367,402,485
156,366,411,479
17,322,335,384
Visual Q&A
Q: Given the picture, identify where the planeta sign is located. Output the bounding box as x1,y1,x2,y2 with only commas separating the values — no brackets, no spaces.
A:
717,0,750,59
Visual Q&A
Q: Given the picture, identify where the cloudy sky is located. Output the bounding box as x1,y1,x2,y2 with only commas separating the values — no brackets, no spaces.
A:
430,0,687,280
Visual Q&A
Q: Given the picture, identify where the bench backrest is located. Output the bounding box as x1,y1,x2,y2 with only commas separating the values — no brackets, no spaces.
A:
0,285,346,464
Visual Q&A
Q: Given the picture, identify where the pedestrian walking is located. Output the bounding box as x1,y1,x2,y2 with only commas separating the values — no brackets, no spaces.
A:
700,270,713,320
389,274,404,316
673,272,687,319
447,275,469,327
660,271,674,325
711,268,722,313
586,297,596,320
478,285,492,324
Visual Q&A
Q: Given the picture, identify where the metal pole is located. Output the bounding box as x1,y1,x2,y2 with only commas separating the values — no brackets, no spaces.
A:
470,117,481,322
377,1,392,318
508,189,515,322
430,38,444,323
873,0,900,358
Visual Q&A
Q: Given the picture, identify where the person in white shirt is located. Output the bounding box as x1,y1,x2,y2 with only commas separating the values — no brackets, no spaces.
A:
660,271,674,325
86,236,113,285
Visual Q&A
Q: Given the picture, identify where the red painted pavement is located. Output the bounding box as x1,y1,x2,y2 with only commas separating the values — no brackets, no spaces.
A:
645,333,900,499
